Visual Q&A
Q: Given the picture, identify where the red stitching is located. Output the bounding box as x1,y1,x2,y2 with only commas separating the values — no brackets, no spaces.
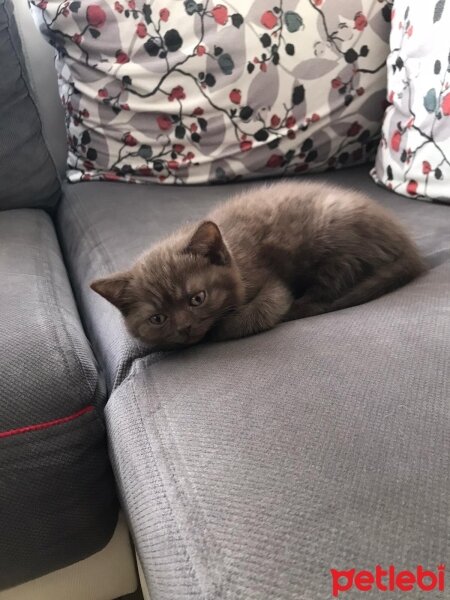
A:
0,406,95,439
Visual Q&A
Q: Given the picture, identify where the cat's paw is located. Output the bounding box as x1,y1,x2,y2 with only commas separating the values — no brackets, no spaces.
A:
205,318,244,342
204,324,231,343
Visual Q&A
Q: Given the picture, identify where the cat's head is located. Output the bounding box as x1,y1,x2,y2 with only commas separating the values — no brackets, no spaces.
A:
90,221,243,349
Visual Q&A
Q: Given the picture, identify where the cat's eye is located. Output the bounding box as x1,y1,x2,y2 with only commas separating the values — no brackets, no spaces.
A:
189,291,206,307
149,314,167,325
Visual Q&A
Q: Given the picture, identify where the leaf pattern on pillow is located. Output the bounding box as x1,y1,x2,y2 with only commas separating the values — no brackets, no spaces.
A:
30,0,391,185
373,0,450,203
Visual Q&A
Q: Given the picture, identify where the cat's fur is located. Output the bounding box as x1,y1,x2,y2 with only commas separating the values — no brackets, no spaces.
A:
91,181,425,349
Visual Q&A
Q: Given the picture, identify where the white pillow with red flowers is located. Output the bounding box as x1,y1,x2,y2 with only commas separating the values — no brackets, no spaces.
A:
30,0,392,185
372,0,450,203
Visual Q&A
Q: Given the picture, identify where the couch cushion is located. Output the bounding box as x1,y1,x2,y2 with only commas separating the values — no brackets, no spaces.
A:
106,252,450,599
12,0,67,179
0,209,117,589
0,0,60,210
57,165,450,390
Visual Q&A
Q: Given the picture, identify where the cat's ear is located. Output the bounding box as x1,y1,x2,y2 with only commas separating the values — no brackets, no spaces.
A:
185,221,231,266
90,272,133,313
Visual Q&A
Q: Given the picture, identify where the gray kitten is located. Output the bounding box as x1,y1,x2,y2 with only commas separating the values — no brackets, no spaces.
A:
91,181,425,349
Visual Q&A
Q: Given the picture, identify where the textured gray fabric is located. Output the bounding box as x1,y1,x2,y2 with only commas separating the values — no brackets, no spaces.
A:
0,210,102,428
0,209,117,589
58,166,450,391
0,0,60,210
106,252,450,600
13,0,67,178
1,407,118,590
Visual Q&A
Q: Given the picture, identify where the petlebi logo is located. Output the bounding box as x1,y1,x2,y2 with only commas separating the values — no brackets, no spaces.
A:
330,565,445,597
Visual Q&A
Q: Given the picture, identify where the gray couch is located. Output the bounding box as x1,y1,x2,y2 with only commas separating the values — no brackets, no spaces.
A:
1,1,449,599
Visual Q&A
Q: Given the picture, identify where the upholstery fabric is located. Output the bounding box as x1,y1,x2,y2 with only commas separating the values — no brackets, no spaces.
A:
0,514,138,600
106,247,450,599
30,0,392,184
0,209,118,589
12,0,67,179
57,165,450,391
0,210,102,429
372,0,450,203
0,0,60,210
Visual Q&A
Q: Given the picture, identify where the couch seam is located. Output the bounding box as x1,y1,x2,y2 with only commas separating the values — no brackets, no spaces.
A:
143,370,231,598
0,405,94,439
128,375,207,599
127,368,236,599
0,404,102,451
36,211,98,402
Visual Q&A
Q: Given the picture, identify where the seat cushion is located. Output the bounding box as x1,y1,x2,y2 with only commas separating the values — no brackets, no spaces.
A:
0,210,117,589
106,252,450,599
58,165,450,390
0,0,60,210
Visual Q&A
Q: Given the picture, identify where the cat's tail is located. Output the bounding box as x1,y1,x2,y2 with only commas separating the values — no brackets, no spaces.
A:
329,251,426,312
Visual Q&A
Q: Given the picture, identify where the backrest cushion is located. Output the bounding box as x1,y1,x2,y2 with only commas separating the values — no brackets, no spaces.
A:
12,0,68,179
0,0,60,210
30,1,392,186
372,0,450,204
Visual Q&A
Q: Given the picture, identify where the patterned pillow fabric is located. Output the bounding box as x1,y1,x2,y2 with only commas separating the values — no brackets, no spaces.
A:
372,0,450,203
30,0,392,185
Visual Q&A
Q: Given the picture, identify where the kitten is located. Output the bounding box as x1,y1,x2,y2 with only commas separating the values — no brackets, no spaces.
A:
91,181,425,349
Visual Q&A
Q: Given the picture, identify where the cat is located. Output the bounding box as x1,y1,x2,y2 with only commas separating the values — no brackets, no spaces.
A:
91,181,425,349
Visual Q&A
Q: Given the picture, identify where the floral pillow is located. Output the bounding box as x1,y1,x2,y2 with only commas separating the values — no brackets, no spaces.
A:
372,0,450,203
30,0,392,185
